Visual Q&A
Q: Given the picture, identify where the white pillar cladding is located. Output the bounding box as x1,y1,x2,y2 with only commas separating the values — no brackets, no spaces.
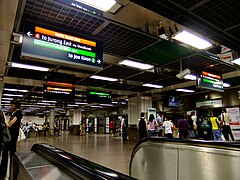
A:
72,109,82,125
128,95,152,125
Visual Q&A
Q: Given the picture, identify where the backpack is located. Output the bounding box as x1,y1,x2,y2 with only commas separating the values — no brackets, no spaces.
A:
0,121,11,143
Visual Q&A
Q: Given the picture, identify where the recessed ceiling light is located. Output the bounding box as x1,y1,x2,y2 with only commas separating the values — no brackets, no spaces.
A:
174,31,212,49
90,75,117,81
75,0,116,11
3,94,24,97
142,83,163,88
223,83,230,88
232,58,240,65
184,74,196,80
75,102,88,105
176,88,195,93
10,62,49,71
100,104,114,106
90,105,103,108
4,88,28,92
119,60,154,70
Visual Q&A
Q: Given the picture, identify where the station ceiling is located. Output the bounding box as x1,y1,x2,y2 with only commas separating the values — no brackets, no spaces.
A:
1,0,240,115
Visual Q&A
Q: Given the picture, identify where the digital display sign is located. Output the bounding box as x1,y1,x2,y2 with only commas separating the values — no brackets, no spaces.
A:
21,22,103,70
196,71,224,92
86,90,112,103
168,96,180,107
43,82,75,101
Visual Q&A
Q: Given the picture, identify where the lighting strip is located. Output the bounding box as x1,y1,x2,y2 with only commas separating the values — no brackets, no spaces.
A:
176,89,195,93
10,62,49,71
75,0,116,12
119,60,154,70
4,88,28,92
174,31,212,49
90,75,117,82
3,94,23,97
143,83,163,88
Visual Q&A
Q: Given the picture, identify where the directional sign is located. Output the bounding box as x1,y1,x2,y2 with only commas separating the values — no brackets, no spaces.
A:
21,22,103,70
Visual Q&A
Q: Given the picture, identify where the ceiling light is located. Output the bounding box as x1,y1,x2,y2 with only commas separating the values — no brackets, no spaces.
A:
90,105,103,108
10,62,49,71
90,75,117,81
112,101,118,104
75,0,116,11
176,89,195,93
41,100,57,103
75,102,88,105
174,31,212,49
1,98,13,100
231,58,240,65
4,88,28,92
143,83,163,88
184,74,196,80
1,101,11,103
37,102,51,106
100,104,114,107
119,60,154,70
67,104,79,107
223,83,230,88
3,94,24,97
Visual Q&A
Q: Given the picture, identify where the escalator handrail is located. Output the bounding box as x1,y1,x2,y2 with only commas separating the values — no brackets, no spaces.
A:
31,143,136,180
129,137,240,175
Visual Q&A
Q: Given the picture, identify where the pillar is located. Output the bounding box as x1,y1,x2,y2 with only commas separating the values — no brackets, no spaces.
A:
69,109,82,135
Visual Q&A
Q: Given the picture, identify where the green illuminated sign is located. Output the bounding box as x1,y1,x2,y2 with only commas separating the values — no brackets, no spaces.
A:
34,39,96,58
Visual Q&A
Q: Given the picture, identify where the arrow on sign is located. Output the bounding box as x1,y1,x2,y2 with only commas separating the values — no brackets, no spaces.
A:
27,31,33,37
97,59,101,64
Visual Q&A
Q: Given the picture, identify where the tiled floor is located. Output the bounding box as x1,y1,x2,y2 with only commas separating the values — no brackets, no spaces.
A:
17,132,136,175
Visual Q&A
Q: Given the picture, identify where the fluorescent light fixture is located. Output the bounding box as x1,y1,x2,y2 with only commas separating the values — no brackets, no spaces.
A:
75,102,88,105
1,98,13,100
223,83,230,88
10,62,49,71
112,101,118,104
90,105,103,108
37,102,51,105
184,74,196,80
174,31,212,49
1,101,11,103
19,35,23,43
3,94,23,97
119,60,154,70
100,104,114,107
143,83,163,88
176,88,195,93
232,58,240,65
90,75,117,82
67,104,79,107
75,0,116,11
4,88,28,92
41,100,57,103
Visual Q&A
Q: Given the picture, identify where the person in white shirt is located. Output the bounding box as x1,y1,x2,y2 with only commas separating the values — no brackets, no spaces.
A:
162,116,173,138
221,108,234,141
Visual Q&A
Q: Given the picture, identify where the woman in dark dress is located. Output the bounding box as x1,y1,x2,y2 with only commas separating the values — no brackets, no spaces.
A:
0,99,23,179
138,112,148,140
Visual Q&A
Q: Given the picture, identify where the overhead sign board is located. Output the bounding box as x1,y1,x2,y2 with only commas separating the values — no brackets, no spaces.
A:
196,70,224,92
21,22,103,70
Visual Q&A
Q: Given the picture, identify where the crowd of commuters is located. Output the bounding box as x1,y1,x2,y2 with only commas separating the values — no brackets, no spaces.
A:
137,108,235,142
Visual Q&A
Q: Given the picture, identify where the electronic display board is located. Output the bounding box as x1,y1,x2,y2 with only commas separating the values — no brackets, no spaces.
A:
43,82,75,101
21,22,103,70
168,96,180,107
196,70,224,92
86,90,112,103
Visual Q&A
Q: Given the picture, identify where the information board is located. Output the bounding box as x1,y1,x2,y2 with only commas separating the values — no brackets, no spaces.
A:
196,70,224,92
86,90,112,103
21,22,103,70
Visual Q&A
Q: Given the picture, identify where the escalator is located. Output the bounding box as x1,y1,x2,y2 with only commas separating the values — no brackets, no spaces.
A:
130,138,240,180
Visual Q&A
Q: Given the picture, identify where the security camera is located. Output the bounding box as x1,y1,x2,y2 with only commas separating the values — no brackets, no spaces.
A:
176,68,190,79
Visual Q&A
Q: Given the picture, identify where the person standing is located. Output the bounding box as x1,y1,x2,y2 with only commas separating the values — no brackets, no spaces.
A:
178,115,189,139
122,116,128,141
162,116,173,138
221,108,234,141
0,99,23,179
210,114,222,141
156,112,164,136
148,114,157,137
138,112,148,140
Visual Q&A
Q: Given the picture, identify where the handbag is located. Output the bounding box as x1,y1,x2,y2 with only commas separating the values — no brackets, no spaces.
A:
18,128,26,141
1,121,11,143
